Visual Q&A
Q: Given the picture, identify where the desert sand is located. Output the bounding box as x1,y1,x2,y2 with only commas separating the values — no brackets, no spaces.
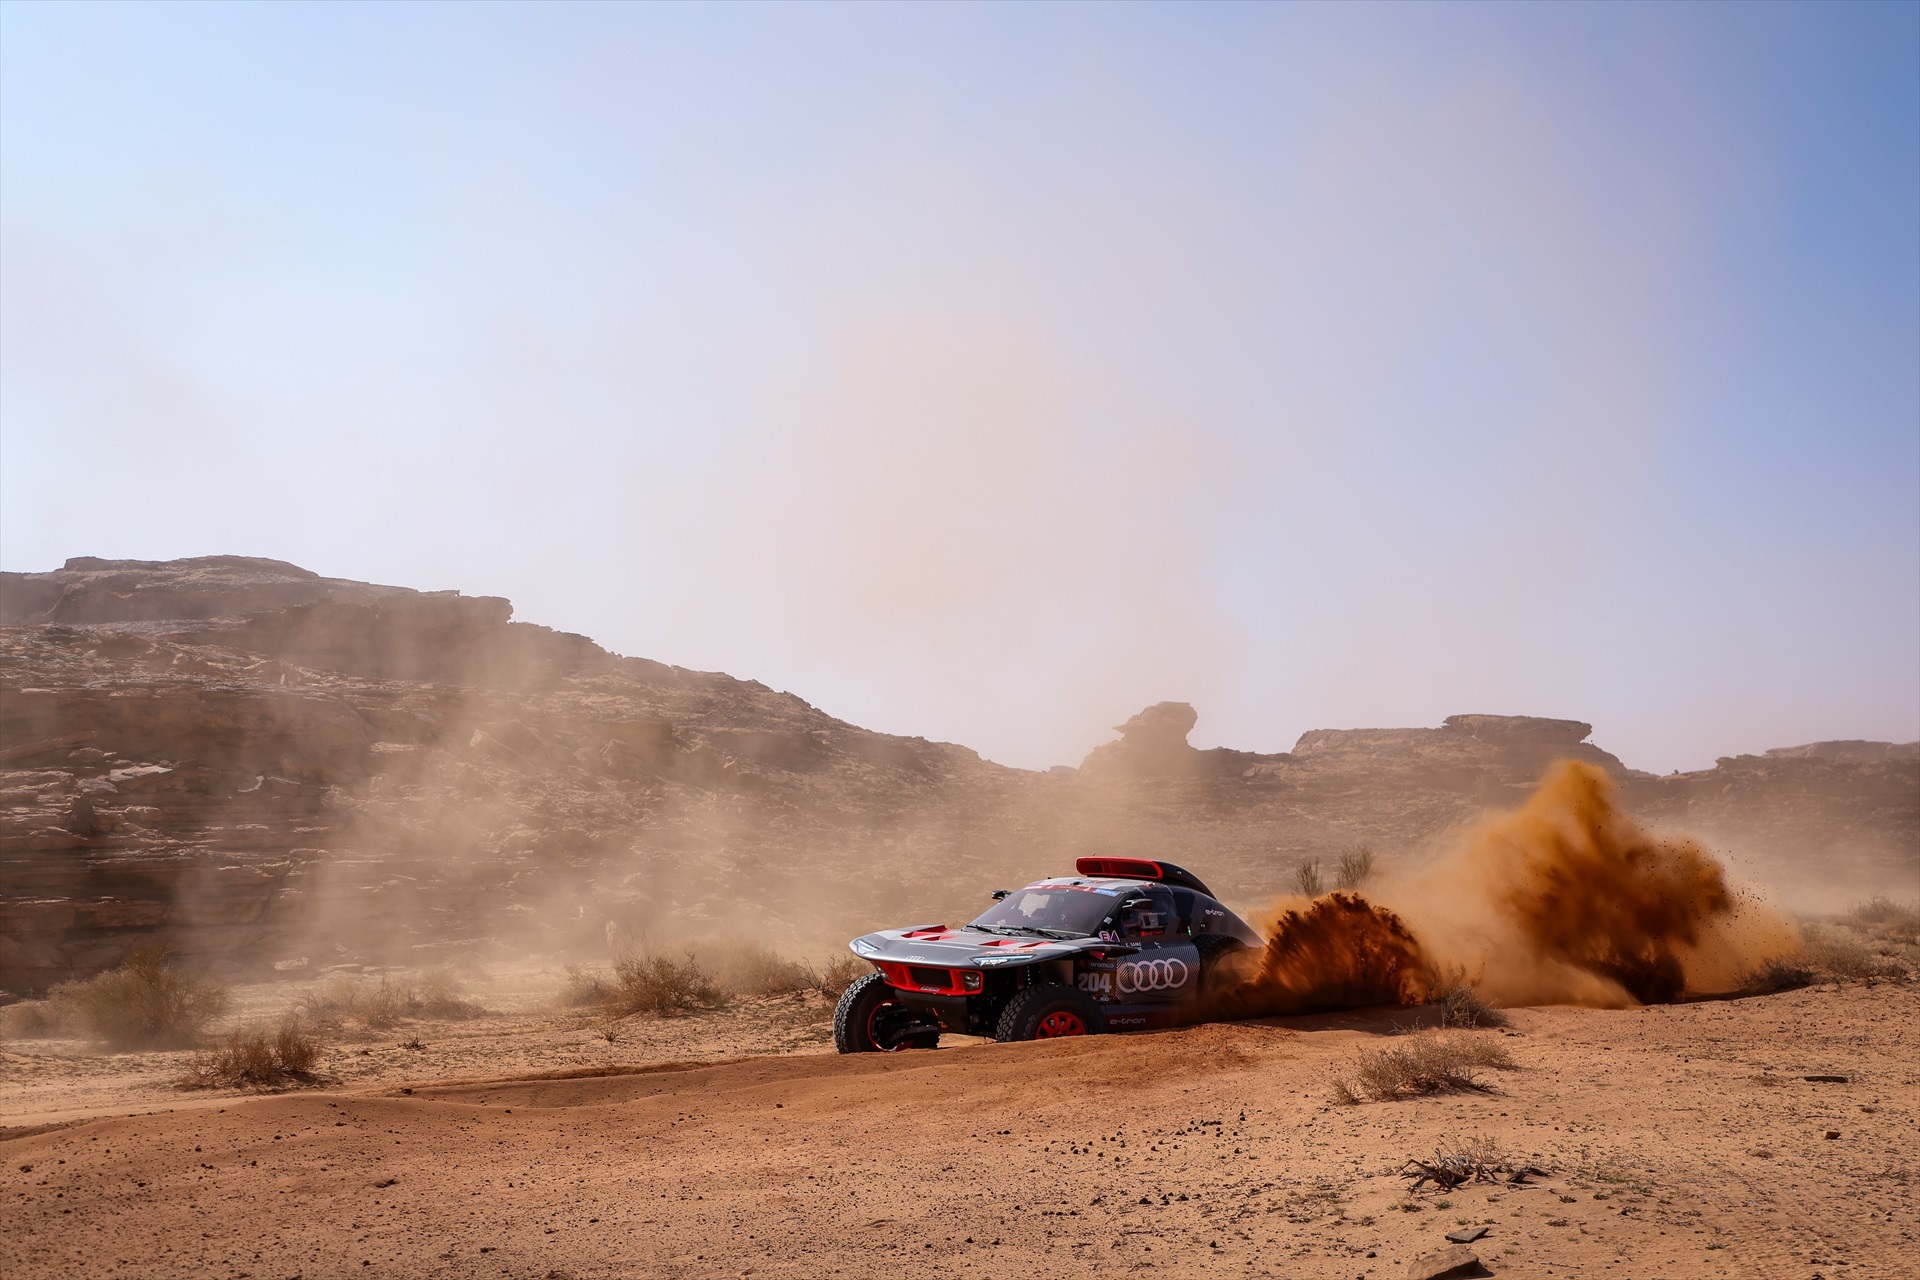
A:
5,979,1914,1280
4,563,1915,1279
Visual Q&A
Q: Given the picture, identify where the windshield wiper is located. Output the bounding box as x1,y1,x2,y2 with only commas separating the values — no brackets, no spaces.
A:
996,925,1081,940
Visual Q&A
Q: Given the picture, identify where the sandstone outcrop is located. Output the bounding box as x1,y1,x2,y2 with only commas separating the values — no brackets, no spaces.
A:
1078,701,1260,778
1,557,1913,994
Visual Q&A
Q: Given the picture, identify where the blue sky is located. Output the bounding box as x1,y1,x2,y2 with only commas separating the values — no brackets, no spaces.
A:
3,1,1915,771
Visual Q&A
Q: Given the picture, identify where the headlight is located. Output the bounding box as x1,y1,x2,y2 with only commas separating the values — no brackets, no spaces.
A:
850,938,880,956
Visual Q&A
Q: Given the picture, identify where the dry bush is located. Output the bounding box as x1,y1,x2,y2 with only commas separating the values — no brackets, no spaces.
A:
185,1018,324,1089
1437,980,1510,1029
607,950,727,1016
711,943,812,997
356,977,408,1029
298,976,371,1029
1293,859,1325,898
47,949,229,1049
1332,1033,1515,1104
299,970,482,1031
1846,896,1920,946
0,997,69,1040
568,942,860,1011
802,953,867,999
1400,1133,1539,1192
1438,1131,1508,1169
408,970,483,1018
1335,846,1378,892
1802,928,1909,982
1738,956,1813,994
562,964,617,1008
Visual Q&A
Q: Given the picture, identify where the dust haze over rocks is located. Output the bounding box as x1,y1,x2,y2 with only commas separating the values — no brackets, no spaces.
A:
1,556,1914,995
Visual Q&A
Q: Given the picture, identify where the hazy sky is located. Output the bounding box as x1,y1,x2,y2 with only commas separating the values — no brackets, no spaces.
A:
3,2,1916,772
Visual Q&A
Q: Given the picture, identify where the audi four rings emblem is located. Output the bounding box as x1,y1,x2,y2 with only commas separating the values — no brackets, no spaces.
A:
1116,957,1189,992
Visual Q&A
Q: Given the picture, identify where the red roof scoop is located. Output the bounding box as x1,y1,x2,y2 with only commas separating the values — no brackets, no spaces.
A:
1076,856,1163,880
1073,857,1214,897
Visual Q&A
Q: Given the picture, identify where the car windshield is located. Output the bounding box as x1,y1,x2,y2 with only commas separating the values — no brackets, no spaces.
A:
967,883,1122,938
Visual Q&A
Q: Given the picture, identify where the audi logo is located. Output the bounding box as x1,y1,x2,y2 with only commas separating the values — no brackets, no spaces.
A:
1116,957,1190,993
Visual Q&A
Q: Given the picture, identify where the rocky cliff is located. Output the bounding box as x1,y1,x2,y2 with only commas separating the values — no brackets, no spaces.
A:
2,557,1914,994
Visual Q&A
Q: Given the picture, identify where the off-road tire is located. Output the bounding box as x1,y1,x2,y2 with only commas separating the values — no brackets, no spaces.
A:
994,983,1106,1042
1194,935,1250,996
833,972,938,1053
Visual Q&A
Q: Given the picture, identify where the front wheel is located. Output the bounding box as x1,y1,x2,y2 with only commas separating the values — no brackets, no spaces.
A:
833,971,940,1053
994,983,1106,1042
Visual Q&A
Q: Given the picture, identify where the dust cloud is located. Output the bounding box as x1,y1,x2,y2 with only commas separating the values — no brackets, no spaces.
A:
1220,761,1801,1015
1217,894,1436,1017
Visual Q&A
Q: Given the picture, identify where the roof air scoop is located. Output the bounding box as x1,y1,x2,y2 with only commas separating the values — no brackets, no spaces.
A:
1074,856,1214,897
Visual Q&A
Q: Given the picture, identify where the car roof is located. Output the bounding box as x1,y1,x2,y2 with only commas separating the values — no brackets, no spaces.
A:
1027,875,1179,895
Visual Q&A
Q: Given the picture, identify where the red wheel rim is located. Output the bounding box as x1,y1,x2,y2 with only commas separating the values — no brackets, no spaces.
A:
1035,1011,1087,1038
867,1000,917,1052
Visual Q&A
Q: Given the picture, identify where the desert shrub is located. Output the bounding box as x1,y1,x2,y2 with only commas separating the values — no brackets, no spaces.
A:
1400,1133,1527,1191
299,970,482,1030
357,976,409,1028
1738,956,1813,994
802,953,868,999
1293,859,1325,898
571,943,855,1009
1803,930,1908,982
1846,896,1920,945
0,996,70,1040
712,943,812,997
1332,1034,1515,1104
562,964,617,1007
1437,980,1510,1029
1335,846,1377,892
185,1018,324,1089
608,950,727,1015
1438,1131,1507,1169
407,970,483,1018
51,949,229,1049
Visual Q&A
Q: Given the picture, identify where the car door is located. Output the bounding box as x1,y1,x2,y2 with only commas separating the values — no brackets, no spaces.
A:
1112,885,1201,1006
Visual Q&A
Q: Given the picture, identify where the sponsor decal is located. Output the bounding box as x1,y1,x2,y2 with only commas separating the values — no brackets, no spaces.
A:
1116,957,1189,993
1076,970,1113,997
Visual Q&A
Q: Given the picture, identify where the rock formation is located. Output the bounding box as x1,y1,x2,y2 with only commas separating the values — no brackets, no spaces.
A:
2,557,1914,995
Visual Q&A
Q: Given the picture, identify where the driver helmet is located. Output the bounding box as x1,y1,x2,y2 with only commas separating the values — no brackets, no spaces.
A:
1120,902,1167,937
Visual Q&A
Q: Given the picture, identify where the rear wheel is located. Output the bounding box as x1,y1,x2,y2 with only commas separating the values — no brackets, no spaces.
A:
834,971,940,1053
1195,935,1251,997
994,983,1105,1042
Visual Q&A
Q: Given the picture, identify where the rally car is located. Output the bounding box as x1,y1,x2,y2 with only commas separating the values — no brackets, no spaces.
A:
833,856,1264,1052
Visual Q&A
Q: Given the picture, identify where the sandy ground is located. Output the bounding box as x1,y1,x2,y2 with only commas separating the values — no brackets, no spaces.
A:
0,970,844,1128
2,981,1915,1280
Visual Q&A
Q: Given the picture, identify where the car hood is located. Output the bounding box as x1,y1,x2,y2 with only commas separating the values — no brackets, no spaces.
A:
849,925,1133,969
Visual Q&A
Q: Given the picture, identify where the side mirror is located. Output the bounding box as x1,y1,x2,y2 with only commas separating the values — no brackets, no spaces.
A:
990,889,1010,901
